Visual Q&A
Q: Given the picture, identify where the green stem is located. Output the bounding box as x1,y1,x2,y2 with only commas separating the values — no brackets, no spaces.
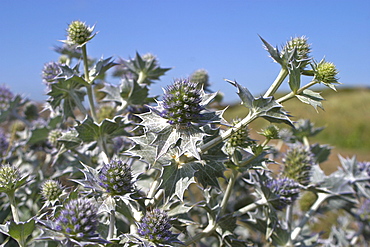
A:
7,190,20,223
234,198,267,217
184,212,217,246
263,67,289,98
145,170,161,207
81,45,98,122
290,192,330,241
276,80,318,104
108,210,116,240
220,169,238,215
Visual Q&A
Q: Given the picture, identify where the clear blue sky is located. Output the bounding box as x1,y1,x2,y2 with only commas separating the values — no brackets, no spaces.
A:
1,0,369,104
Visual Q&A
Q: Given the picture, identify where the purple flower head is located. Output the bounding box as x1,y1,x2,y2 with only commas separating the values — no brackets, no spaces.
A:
358,161,370,177
0,129,9,157
0,85,14,111
266,177,301,210
98,159,133,196
161,79,204,126
138,209,179,244
54,198,98,240
42,61,62,84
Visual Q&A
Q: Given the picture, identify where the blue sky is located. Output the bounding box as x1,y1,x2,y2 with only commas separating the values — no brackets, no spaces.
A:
1,0,369,104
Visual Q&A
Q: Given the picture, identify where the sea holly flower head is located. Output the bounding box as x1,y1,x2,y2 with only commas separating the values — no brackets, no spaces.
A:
260,125,280,140
137,209,180,245
47,129,63,147
0,85,14,111
312,59,340,90
0,164,28,193
282,144,315,186
225,119,254,150
54,198,100,242
190,69,211,91
160,79,204,126
42,61,62,84
66,20,95,46
41,179,64,201
265,177,301,210
283,36,311,62
98,159,134,196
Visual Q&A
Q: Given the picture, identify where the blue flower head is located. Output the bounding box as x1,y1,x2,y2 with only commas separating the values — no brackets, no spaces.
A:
266,177,301,210
42,61,62,84
137,209,180,244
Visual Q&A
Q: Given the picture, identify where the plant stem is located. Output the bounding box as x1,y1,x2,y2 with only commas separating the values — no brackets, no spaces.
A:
81,45,98,122
290,192,330,241
234,198,267,217
184,212,217,246
220,169,238,215
145,170,161,206
276,80,318,104
7,190,20,223
108,210,116,240
263,67,289,98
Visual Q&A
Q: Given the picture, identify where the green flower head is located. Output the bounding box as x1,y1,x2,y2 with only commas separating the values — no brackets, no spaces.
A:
314,59,339,87
0,164,21,193
41,180,63,201
66,21,95,46
283,36,311,61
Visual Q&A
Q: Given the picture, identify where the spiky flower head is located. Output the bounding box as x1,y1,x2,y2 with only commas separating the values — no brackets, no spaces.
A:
41,180,63,201
42,61,62,84
190,69,210,91
0,164,21,193
260,125,280,140
265,177,301,210
67,21,95,46
226,119,254,149
98,159,134,196
282,144,315,186
0,130,9,157
47,129,63,147
283,36,311,61
358,161,370,177
0,85,14,111
137,209,179,244
161,79,204,126
54,198,99,242
313,59,339,88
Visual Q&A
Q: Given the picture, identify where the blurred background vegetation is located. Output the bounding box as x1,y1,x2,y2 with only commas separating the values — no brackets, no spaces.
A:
223,87,370,174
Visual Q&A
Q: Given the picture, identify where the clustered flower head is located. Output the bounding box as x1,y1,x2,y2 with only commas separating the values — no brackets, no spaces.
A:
226,119,253,149
358,161,370,177
282,144,315,186
98,159,134,196
283,36,311,61
137,209,179,244
54,198,99,241
42,61,62,84
260,125,280,140
265,177,301,210
67,20,94,46
0,130,9,156
0,164,20,192
190,69,210,91
47,129,63,147
0,85,14,111
41,179,63,201
314,60,339,85
161,79,204,126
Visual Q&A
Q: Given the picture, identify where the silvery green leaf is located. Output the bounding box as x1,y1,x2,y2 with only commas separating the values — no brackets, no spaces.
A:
0,219,35,247
288,62,301,93
56,63,89,87
120,78,149,105
58,129,82,150
27,126,49,145
259,36,283,64
160,161,197,200
296,89,324,112
226,79,254,109
310,143,332,164
253,96,293,126
89,56,117,81
193,155,226,188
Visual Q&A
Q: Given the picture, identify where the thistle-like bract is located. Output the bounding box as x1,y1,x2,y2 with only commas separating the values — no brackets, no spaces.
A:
137,209,179,244
313,60,339,86
41,180,63,201
54,198,99,241
260,125,280,140
266,177,301,210
161,78,204,126
0,164,20,192
0,85,13,111
282,144,315,186
98,159,133,196
67,21,94,46
42,61,62,84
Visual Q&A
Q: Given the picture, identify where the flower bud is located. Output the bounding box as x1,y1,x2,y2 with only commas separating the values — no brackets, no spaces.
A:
47,129,63,147
0,164,20,192
260,125,279,140
54,198,99,241
40,180,63,201
266,177,301,210
0,85,14,111
282,144,315,186
226,119,253,148
314,60,339,85
161,79,204,126
138,209,179,244
98,159,133,196
67,21,94,46
190,69,210,91
283,36,311,61
42,61,62,84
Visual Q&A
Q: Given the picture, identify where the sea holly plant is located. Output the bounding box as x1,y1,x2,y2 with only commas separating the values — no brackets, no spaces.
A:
0,21,369,247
